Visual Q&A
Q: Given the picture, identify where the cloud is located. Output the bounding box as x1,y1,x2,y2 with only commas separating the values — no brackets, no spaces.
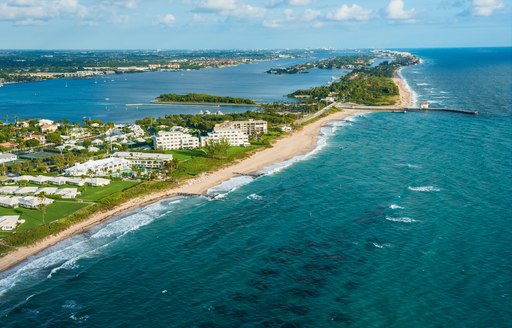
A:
262,19,282,28
472,0,504,16
157,13,176,26
288,0,311,6
384,0,415,20
198,0,267,18
327,4,371,21
0,0,138,25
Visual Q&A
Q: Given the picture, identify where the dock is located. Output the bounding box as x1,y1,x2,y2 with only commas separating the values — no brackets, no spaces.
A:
406,108,478,115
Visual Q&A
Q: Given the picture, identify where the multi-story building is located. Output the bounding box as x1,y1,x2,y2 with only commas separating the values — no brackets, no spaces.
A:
153,131,200,150
113,152,174,169
213,119,268,136
65,158,131,176
201,129,250,147
0,153,17,164
40,123,59,133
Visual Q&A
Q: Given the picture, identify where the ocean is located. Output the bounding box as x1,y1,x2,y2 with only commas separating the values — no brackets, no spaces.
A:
0,47,511,327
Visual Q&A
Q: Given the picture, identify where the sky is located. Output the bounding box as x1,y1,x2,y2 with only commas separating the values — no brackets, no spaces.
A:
0,0,510,49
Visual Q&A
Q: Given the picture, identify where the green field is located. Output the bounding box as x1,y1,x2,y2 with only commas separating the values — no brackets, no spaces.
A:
0,201,90,238
79,181,139,202
0,181,140,238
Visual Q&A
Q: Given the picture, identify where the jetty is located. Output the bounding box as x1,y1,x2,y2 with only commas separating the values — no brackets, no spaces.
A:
336,103,478,115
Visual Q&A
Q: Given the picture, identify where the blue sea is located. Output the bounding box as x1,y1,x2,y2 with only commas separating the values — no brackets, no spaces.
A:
0,48,511,327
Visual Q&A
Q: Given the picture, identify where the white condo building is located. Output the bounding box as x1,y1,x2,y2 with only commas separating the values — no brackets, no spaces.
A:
65,158,131,176
213,119,268,136
113,152,174,169
153,131,200,150
202,129,250,147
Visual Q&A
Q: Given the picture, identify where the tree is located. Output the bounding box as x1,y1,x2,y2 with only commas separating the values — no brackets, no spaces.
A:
204,138,230,159
46,132,62,144
37,193,48,224
25,139,40,148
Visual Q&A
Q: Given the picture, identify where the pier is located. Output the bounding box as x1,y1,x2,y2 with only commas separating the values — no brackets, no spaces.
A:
405,107,478,115
336,103,478,115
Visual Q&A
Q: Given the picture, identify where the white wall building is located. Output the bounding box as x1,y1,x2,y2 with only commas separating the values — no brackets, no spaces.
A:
202,129,250,147
153,131,200,150
0,153,17,164
0,215,23,231
113,152,174,169
65,158,131,176
213,119,268,136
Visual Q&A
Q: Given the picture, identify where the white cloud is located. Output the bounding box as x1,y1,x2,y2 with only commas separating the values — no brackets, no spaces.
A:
199,0,267,18
302,8,320,21
384,0,415,20
262,19,282,28
0,0,138,25
288,0,311,6
327,4,371,21
472,0,504,16
157,13,176,26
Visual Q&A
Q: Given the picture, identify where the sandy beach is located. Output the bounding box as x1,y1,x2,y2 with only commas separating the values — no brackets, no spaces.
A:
0,108,371,273
393,69,414,107
0,73,414,273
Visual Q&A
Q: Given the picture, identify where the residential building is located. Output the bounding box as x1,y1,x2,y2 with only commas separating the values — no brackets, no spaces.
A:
0,142,18,149
0,196,19,208
0,153,17,164
213,119,268,136
85,178,111,187
24,134,46,144
153,131,200,150
19,196,54,209
65,158,131,176
113,152,174,169
202,129,250,147
40,123,59,133
0,215,23,231
38,119,54,126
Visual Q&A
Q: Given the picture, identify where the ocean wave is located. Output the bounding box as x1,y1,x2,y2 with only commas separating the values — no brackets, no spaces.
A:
373,242,391,248
416,83,430,86
385,216,417,223
408,186,441,192
397,163,422,169
398,68,418,106
247,193,263,200
390,204,404,210
0,199,181,297
206,175,255,199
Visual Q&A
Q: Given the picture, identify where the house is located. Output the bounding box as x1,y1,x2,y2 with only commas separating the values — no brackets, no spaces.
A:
19,196,54,209
64,158,131,177
35,187,59,196
85,178,111,187
38,119,54,126
0,215,23,231
24,134,46,145
112,152,174,169
213,119,268,136
40,123,59,133
16,186,39,195
0,186,19,195
0,196,19,208
16,121,30,128
55,188,79,199
0,142,18,149
66,177,85,186
0,153,17,164
153,131,200,150
30,176,49,185
281,126,293,132
47,177,68,185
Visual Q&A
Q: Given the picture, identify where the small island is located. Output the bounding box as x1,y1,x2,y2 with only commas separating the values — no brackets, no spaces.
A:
155,93,257,105
266,55,374,74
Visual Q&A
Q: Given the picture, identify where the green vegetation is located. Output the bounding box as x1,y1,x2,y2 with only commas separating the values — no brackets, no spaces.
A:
289,56,418,106
156,93,256,105
266,55,373,74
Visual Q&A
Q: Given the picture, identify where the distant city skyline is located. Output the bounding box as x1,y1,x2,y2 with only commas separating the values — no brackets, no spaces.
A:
0,0,510,49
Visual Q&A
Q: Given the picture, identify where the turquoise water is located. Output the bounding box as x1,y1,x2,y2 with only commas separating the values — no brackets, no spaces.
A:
0,48,511,327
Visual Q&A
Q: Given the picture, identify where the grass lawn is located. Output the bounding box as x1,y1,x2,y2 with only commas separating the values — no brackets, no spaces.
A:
79,181,139,202
163,149,206,161
0,201,91,238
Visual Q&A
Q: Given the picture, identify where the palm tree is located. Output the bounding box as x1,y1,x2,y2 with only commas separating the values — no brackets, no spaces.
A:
37,192,48,224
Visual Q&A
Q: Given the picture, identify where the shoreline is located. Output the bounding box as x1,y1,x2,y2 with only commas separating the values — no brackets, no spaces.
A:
0,108,373,273
0,72,414,274
393,68,414,107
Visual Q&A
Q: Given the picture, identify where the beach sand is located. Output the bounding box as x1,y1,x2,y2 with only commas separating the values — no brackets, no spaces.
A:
0,108,370,273
393,69,413,107
0,74,414,273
